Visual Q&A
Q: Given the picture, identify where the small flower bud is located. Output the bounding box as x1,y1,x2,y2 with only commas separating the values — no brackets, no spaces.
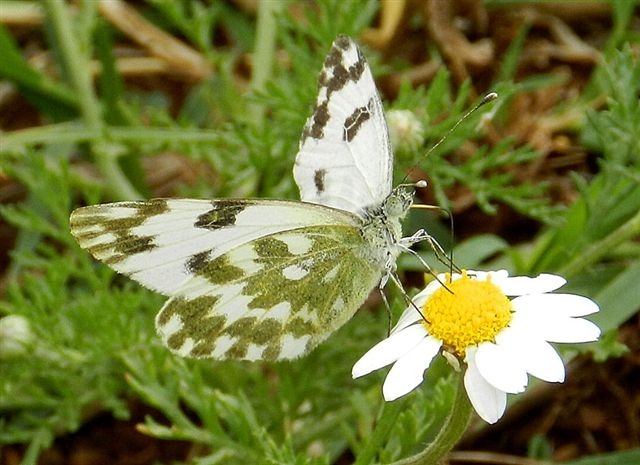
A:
0,315,34,357
386,109,425,156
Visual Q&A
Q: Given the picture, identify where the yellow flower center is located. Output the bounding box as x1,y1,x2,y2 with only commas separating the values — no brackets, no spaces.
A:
422,271,513,357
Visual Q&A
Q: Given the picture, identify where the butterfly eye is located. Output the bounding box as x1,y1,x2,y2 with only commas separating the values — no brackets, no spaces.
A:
383,187,414,217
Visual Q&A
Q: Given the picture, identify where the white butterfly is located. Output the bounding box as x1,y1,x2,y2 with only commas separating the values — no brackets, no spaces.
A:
70,36,429,361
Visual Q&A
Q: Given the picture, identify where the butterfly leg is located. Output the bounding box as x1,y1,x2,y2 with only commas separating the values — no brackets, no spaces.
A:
380,263,430,332
378,281,393,336
399,229,461,274
378,256,406,335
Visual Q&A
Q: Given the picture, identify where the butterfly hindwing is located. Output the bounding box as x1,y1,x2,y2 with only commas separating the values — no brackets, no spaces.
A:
294,35,393,216
156,224,382,360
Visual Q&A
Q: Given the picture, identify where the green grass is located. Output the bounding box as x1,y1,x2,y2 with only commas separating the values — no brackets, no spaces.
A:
1,1,638,464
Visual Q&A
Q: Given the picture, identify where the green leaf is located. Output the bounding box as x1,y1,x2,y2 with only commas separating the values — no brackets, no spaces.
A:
0,24,77,118
591,260,640,333
561,448,640,465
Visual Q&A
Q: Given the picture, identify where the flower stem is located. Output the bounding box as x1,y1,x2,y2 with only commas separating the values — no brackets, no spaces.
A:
43,0,101,128
353,396,408,465
43,0,140,200
249,0,286,127
391,372,473,465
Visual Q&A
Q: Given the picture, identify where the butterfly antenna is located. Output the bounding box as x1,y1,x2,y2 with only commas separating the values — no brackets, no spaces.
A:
426,94,498,272
402,93,497,282
443,205,457,276
403,92,497,184
428,92,497,158
390,94,498,325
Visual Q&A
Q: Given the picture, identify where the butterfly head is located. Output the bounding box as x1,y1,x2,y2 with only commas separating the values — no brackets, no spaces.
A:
384,180,426,219
383,185,414,219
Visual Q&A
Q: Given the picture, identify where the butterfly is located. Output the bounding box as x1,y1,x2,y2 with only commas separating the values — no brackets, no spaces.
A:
69,35,429,361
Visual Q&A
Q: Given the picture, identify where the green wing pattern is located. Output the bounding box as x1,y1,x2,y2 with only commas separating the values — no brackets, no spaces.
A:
156,225,381,360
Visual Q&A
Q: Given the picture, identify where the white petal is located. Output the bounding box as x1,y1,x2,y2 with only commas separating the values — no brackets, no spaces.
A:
542,317,601,343
494,274,566,296
468,269,508,282
475,341,528,393
352,325,427,378
496,329,565,383
511,294,601,343
555,294,600,317
392,306,426,334
382,336,442,401
464,350,507,424
511,310,600,345
513,293,599,318
524,340,565,382
508,308,547,336
391,283,443,333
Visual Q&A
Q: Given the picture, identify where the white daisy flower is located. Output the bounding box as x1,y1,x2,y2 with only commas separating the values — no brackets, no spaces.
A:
352,270,601,424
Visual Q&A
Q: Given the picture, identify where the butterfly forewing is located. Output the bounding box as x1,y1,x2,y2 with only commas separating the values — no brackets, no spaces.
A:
71,199,361,294
294,35,393,216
